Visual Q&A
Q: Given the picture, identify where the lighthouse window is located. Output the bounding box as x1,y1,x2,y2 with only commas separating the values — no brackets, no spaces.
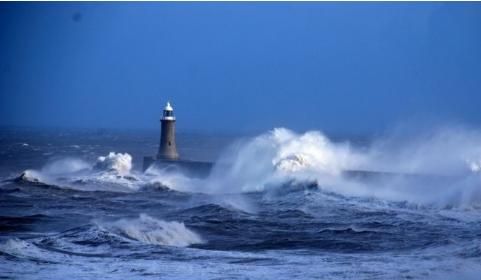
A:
168,141,171,146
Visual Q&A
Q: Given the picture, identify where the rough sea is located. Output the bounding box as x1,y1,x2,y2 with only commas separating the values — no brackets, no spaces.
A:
1,126,481,279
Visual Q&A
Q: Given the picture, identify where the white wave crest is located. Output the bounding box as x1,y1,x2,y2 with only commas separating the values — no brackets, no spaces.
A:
94,152,132,176
0,238,65,262
203,128,363,193
0,238,42,259
17,169,49,184
13,126,481,209
97,214,204,247
15,153,139,192
271,128,364,174
199,126,481,209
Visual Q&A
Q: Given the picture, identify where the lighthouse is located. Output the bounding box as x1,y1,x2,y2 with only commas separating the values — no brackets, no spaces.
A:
157,102,179,160
143,101,212,175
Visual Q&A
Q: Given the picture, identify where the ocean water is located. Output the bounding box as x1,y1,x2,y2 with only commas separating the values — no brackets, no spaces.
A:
1,127,481,279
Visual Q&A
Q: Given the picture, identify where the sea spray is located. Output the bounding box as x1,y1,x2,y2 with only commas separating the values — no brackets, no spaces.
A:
4,126,481,280
15,152,140,191
365,126,481,176
41,158,90,175
199,127,481,208
94,152,132,176
144,164,203,192
13,127,481,208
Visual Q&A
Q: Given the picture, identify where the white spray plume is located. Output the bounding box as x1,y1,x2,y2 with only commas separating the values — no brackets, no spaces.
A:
365,126,481,176
17,152,139,192
94,152,132,176
15,126,481,209
191,126,481,209
203,128,365,193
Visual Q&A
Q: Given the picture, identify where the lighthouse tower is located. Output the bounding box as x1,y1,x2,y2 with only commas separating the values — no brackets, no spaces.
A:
157,102,179,160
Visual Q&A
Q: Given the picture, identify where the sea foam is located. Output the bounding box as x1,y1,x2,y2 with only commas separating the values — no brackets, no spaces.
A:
97,214,204,247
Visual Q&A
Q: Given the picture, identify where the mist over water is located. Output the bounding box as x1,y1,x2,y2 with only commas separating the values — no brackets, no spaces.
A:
2,125,481,279
145,126,481,208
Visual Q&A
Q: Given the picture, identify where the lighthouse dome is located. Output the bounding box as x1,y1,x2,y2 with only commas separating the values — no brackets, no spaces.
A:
162,101,175,121
164,102,173,111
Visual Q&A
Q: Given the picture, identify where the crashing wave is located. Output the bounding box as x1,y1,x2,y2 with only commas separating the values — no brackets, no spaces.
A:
274,154,312,173
15,170,43,184
0,238,65,262
13,152,140,192
203,128,362,193
94,152,132,176
96,214,204,247
0,238,41,258
11,127,481,208
270,129,362,175
202,127,481,209
14,170,56,187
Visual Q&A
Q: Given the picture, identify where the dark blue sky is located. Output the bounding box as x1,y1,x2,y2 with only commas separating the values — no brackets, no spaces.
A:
1,3,481,135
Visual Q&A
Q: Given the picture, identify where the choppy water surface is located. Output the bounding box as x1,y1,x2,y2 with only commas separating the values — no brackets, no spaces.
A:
1,127,481,279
